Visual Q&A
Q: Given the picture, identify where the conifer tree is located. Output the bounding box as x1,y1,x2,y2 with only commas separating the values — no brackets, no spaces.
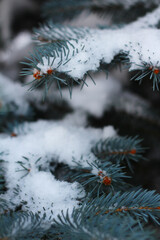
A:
1,0,160,239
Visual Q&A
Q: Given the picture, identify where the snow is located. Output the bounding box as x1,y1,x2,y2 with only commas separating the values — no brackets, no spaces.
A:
62,74,121,117
124,5,160,29
62,110,88,127
5,171,84,220
0,73,30,115
0,72,53,115
0,70,151,125
0,118,116,221
57,73,151,120
1,3,159,227
0,72,118,222
10,32,32,52
1,120,116,170
113,91,151,118
35,6,160,80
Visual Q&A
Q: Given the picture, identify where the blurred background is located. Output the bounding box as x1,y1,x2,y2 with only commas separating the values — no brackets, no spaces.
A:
0,0,160,193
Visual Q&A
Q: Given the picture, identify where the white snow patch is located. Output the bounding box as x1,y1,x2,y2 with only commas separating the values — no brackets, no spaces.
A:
36,28,160,79
62,74,121,117
4,171,84,220
0,119,116,221
0,73,29,114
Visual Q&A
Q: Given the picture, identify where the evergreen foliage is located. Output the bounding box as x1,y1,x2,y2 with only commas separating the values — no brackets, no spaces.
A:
1,0,160,239
92,136,145,162
54,213,155,240
69,157,130,194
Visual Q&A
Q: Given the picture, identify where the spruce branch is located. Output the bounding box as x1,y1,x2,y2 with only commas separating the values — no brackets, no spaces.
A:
70,157,130,195
0,211,46,239
16,156,42,179
83,189,160,225
22,22,160,95
53,209,155,240
131,60,160,90
0,198,11,214
92,136,146,170
33,22,89,44
21,41,84,96
42,0,160,21
0,161,5,194
3,120,29,137
0,153,6,194
124,5,160,29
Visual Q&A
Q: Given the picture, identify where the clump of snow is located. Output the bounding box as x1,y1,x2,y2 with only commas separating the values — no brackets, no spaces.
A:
62,110,88,127
102,126,116,139
113,91,151,118
1,120,116,173
0,118,116,222
62,74,121,117
0,72,54,115
0,73,29,114
35,5,160,80
4,171,84,220
124,5,160,29
0,32,33,67
0,71,151,126
91,165,106,177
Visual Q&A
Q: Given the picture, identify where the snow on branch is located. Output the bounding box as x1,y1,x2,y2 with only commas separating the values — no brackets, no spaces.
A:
34,23,89,43
124,5,160,29
22,11,160,93
35,28,160,78
0,119,115,221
